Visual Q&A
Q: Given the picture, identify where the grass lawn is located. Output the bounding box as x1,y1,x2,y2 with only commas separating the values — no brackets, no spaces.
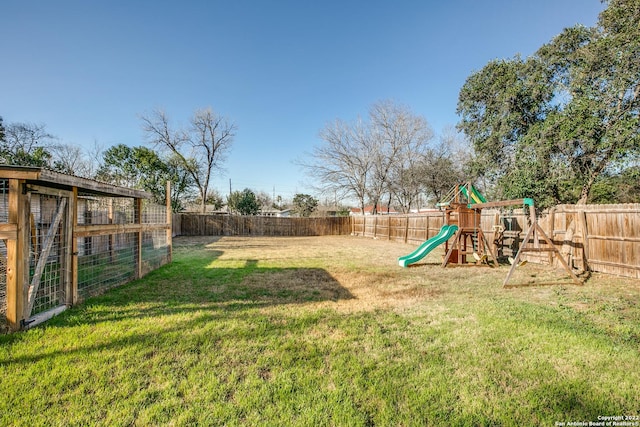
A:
2,235,640,426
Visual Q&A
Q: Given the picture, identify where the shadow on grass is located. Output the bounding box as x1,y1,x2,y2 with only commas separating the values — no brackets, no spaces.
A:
26,236,354,327
0,237,358,363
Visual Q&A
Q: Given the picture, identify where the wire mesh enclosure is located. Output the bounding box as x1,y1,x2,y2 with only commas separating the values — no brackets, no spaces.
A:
0,167,172,332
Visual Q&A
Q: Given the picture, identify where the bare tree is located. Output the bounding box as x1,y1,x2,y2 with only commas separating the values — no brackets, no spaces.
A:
50,142,103,178
1,122,55,166
142,108,235,213
302,117,373,213
302,101,434,214
370,100,434,213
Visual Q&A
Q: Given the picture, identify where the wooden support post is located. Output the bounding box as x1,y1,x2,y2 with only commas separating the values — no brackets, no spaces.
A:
503,222,535,286
579,210,590,272
441,228,462,268
6,179,30,330
535,223,583,286
108,197,115,263
135,197,143,279
503,222,583,288
478,229,499,267
426,216,430,240
529,204,539,249
373,215,377,238
548,207,556,265
71,187,78,305
166,181,172,263
404,216,409,244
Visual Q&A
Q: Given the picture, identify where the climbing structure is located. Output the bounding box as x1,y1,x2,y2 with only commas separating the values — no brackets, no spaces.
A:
436,183,498,267
399,182,584,287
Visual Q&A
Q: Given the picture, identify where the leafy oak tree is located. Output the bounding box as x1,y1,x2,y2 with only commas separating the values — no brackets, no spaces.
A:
457,0,640,206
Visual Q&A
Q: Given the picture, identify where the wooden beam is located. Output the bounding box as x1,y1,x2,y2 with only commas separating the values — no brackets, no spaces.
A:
74,223,168,237
0,223,18,240
586,259,640,271
70,187,78,305
135,198,142,279
25,184,73,198
38,168,151,198
519,247,558,252
6,179,30,331
579,210,590,272
0,166,151,199
471,199,529,209
584,235,640,243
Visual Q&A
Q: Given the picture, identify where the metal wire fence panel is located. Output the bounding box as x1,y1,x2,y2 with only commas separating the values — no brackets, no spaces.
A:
142,229,169,276
78,196,136,225
142,200,166,224
77,232,138,300
141,202,170,276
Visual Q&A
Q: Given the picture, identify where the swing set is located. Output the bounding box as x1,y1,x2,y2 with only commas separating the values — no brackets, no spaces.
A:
437,183,583,287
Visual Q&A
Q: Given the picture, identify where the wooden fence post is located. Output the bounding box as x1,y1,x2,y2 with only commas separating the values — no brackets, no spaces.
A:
579,209,590,272
166,181,172,263
547,207,556,265
135,197,142,279
404,216,409,243
71,187,79,305
6,179,30,330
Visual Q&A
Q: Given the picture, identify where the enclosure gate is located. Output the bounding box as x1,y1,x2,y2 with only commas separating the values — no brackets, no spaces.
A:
25,188,73,323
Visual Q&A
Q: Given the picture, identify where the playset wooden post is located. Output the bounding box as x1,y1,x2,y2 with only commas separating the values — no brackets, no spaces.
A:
440,182,498,267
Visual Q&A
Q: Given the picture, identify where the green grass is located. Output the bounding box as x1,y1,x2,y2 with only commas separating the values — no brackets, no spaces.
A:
1,236,639,426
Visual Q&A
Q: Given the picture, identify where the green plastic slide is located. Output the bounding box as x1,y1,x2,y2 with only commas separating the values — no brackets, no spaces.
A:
398,224,459,267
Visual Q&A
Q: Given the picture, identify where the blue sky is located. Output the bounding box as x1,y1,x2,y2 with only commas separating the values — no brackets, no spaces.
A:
1,1,605,203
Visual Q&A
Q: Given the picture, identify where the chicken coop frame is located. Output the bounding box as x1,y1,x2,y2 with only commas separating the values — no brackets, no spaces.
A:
0,166,172,332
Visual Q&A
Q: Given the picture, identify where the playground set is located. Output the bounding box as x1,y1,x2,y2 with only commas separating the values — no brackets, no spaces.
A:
398,183,583,287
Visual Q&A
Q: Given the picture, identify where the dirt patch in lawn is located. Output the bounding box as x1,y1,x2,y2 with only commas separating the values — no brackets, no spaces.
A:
172,235,640,313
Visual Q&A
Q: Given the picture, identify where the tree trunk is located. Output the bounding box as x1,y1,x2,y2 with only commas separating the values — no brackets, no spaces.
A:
577,155,609,205
200,190,207,213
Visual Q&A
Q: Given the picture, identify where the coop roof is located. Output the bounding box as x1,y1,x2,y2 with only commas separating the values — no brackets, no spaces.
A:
0,166,152,199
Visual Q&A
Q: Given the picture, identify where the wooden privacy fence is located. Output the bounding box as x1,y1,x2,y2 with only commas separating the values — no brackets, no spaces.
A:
174,214,352,237
352,203,640,279
173,205,639,279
